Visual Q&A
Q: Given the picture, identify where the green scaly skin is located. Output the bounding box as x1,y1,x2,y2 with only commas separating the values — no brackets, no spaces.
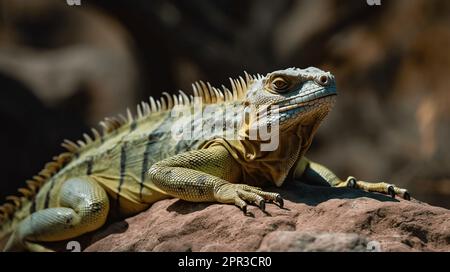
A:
0,67,410,252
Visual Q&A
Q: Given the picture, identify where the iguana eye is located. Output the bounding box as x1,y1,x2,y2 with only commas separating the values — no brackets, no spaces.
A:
272,77,289,91
316,75,330,86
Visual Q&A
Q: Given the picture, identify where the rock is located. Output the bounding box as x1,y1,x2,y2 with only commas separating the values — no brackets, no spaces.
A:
84,182,450,252
258,232,370,252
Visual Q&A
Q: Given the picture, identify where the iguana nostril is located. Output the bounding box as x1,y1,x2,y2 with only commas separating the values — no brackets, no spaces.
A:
319,75,329,85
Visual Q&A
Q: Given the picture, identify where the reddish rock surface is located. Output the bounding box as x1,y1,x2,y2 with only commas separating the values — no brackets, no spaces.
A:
84,182,450,252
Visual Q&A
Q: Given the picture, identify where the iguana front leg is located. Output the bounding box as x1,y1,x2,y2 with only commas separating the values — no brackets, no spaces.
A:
148,145,283,213
293,157,411,200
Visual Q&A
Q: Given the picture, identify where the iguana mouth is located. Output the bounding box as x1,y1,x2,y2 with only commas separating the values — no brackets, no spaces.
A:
277,87,337,112
256,87,337,118
277,93,336,113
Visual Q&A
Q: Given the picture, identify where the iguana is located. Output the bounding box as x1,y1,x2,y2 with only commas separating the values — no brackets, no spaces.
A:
0,67,410,252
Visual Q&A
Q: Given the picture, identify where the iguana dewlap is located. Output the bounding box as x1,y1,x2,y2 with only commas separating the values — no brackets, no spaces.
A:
0,67,410,252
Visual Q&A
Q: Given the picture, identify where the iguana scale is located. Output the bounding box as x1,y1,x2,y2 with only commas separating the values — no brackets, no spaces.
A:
0,67,410,252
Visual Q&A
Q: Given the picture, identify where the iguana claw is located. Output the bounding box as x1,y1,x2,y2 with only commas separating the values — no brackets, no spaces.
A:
259,200,266,211
242,205,247,214
346,177,357,188
388,186,396,198
276,195,284,208
344,177,411,201
403,191,411,201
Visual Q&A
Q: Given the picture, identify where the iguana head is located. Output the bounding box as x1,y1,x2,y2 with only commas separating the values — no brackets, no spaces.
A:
242,67,337,139
206,67,337,186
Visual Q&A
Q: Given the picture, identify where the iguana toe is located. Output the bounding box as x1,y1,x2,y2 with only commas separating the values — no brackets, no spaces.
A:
216,183,283,212
344,178,411,201
234,196,248,214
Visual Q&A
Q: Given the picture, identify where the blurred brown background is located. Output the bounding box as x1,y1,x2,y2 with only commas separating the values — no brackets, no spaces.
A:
0,0,449,208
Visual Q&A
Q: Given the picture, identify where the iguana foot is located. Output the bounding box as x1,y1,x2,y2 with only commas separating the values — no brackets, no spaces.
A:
343,176,411,200
214,183,283,213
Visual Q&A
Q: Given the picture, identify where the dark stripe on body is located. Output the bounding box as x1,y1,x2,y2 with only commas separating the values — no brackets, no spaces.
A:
139,133,165,199
86,157,94,175
29,199,36,214
44,180,56,209
139,138,152,199
130,120,137,131
175,139,201,155
116,143,128,211
137,114,177,200
175,140,187,155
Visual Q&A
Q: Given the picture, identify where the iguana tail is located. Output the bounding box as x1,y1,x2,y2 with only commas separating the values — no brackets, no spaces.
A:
0,106,139,243
0,149,75,242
